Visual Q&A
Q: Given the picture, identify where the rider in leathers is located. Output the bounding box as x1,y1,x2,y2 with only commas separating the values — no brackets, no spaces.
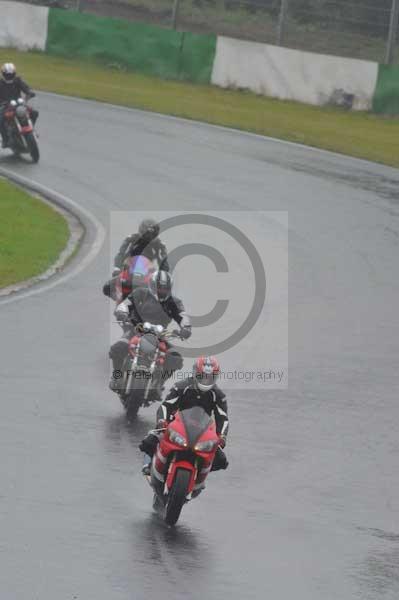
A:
0,63,38,148
140,356,229,474
103,219,169,298
109,270,191,391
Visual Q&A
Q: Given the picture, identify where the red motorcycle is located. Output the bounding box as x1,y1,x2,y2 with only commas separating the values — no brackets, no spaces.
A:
113,255,155,308
146,406,221,526
2,97,39,163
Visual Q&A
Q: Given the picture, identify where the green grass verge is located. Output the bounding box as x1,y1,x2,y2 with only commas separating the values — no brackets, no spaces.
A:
2,48,399,168
0,179,69,288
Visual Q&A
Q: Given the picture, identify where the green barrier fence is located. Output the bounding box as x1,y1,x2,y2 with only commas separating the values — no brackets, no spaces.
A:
46,9,216,84
372,64,399,115
178,31,216,84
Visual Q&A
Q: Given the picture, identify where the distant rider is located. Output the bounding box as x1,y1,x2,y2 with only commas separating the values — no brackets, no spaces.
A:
0,63,38,149
103,218,169,298
140,356,229,475
109,270,191,391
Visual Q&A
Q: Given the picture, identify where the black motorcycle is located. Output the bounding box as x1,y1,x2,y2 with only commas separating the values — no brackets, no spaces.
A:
3,97,39,163
116,322,182,420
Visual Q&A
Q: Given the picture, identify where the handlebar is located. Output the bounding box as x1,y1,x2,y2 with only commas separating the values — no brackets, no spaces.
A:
163,329,185,341
113,320,186,340
134,323,186,340
0,94,35,108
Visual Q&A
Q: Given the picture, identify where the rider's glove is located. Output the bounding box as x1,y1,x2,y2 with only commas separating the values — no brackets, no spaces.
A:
114,301,129,322
156,419,168,430
112,267,121,277
219,435,227,449
179,326,191,340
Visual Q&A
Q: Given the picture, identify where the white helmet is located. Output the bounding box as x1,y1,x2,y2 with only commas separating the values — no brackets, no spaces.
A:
1,63,16,83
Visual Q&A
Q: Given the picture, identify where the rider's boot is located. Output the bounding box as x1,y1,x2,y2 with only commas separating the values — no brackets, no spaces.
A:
142,453,151,476
109,372,122,393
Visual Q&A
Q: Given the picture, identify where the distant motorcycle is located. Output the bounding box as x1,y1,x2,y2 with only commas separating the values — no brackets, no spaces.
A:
2,97,39,163
113,255,155,307
116,322,182,420
145,406,221,526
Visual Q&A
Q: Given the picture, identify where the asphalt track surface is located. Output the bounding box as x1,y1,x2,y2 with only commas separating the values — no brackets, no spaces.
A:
1,93,399,600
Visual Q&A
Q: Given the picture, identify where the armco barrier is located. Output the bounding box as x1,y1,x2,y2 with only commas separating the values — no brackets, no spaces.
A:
0,1,48,51
211,36,379,112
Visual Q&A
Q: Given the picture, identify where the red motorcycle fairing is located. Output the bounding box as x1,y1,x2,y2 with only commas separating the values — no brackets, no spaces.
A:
155,407,220,494
166,460,197,493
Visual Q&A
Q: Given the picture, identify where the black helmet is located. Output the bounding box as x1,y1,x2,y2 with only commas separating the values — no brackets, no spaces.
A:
1,63,16,83
139,219,160,242
148,270,172,301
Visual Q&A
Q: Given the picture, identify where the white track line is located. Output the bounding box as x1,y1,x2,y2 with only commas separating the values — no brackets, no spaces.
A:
0,167,106,305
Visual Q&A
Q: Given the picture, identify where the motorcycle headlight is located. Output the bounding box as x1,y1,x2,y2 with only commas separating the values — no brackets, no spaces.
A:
168,429,187,447
194,440,218,452
16,105,27,118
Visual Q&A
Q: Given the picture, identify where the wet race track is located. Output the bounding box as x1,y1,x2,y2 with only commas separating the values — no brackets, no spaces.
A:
1,93,399,599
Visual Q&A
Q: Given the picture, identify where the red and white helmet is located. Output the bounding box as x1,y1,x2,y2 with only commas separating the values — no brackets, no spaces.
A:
1,63,16,83
193,356,220,392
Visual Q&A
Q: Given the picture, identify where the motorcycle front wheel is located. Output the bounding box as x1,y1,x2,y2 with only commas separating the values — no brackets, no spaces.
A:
124,373,146,421
164,468,191,526
25,132,39,163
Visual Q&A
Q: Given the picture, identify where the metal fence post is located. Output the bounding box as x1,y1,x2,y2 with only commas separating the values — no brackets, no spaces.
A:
172,0,180,30
277,0,289,46
386,0,399,64
76,0,82,12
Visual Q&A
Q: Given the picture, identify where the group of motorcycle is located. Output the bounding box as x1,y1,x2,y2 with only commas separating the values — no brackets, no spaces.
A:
109,255,168,418
109,256,224,526
1,96,40,163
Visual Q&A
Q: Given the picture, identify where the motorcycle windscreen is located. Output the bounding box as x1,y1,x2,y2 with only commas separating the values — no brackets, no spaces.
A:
180,406,212,448
129,255,152,277
130,255,153,288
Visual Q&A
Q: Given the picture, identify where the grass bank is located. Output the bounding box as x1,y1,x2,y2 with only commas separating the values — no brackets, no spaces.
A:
0,179,69,288
2,48,399,168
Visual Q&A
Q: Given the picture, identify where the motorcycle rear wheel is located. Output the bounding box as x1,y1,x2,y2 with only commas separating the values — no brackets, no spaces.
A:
164,468,191,526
